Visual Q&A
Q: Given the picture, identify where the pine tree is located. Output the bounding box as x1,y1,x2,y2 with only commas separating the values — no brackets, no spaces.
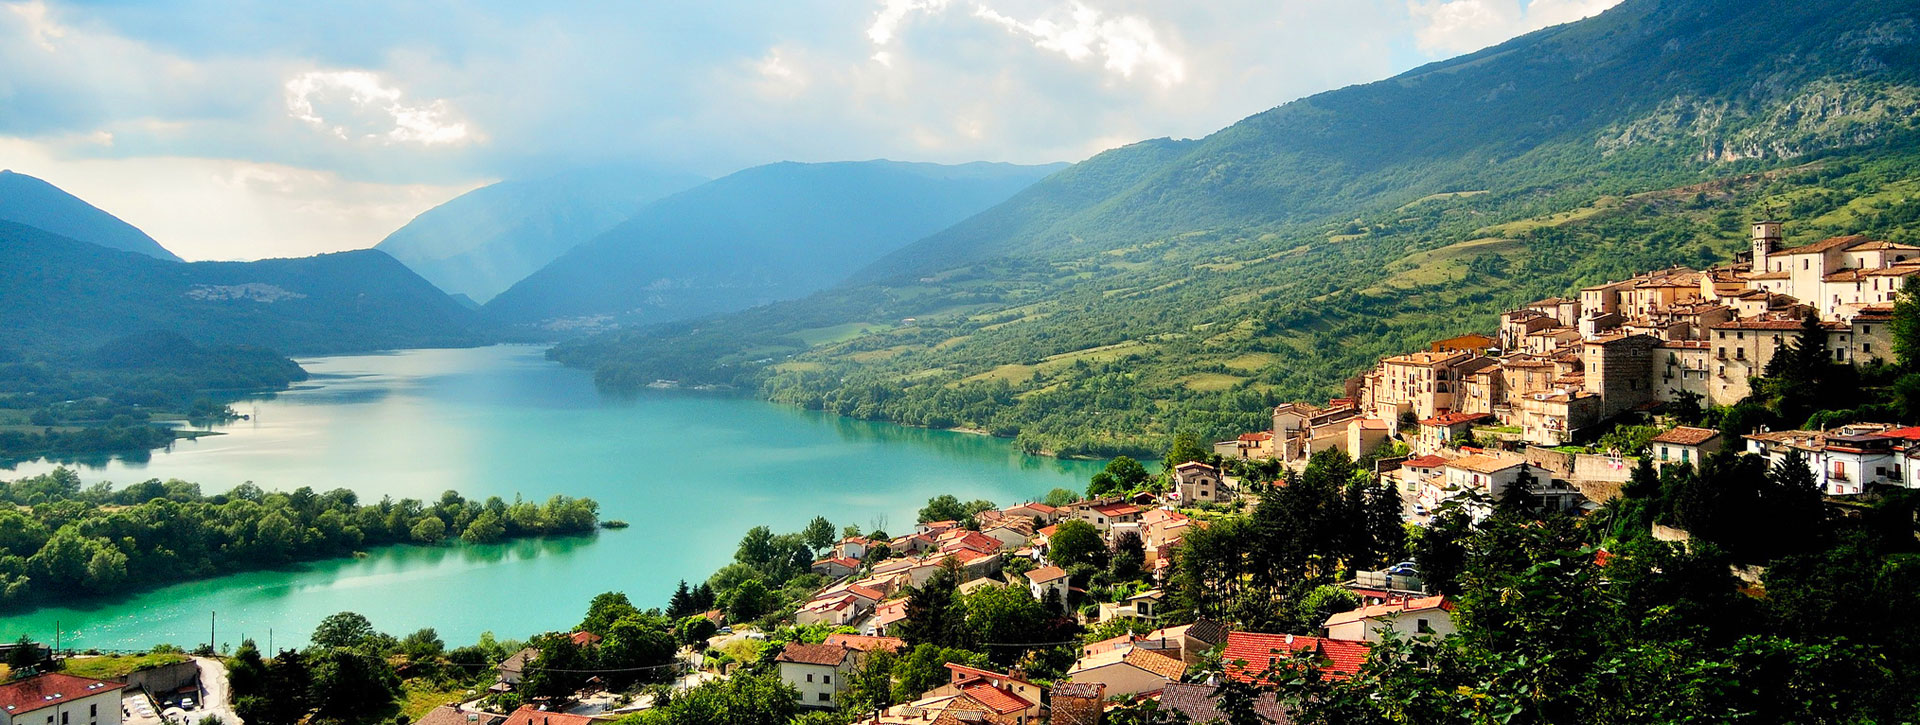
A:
667,580,695,619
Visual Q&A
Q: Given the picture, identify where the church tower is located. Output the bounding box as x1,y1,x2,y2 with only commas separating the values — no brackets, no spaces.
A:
1751,220,1783,271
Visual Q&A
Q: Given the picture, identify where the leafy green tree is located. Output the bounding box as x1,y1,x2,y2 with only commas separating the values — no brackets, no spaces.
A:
628,673,798,725
1893,276,1920,371
677,615,719,647
1047,519,1105,570
1043,488,1079,507
726,579,776,621
803,516,837,554
1110,530,1146,581
1162,432,1211,472
306,646,401,721
899,566,965,648
398,628,444,662
311,611,379,650
462,510,507,543
963,583,1074,665
408,515,447,544
580,592,643,637
840,649,899,714
602,614,677,686
918,495,968,523
890,644,987,703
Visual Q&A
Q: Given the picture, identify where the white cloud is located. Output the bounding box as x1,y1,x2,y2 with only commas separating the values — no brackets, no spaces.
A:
1407,0,1622,55
0,137,486,260
7,0,63,51
868,0,1187,88
284,70,475,147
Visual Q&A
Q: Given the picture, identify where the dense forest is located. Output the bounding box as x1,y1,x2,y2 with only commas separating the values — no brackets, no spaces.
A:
551,0,1920,457
0,469,600,606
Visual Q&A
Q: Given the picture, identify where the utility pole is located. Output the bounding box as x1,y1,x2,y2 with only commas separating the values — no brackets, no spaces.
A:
209,611,216,655
269,628,274,655
54,621,60,659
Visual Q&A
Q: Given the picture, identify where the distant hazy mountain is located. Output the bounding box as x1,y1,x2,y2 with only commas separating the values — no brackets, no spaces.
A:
0,170,181,261
0,220,488,355
484,160,1065,329
375,165,707,302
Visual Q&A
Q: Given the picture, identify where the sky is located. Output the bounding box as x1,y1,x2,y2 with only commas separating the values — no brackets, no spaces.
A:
0,0,1621,261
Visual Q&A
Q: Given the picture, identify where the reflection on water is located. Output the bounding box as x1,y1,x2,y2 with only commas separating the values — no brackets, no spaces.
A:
0,346,1102,649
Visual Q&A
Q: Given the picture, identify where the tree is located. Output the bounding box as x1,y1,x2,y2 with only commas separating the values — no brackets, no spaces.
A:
398,628,444,663
1413,510,1470,596
602,615,677,686
307,646,401,721
311,612,378,650
631,673,798,725
919,495,967,523
1162,432,1211,472
1044,488,1079,507
899,567,964,648
667,580,698,619
803,516,837,554
462,510,507,543
1047,519,1105,570
891,644,988,703
963,584,1074,665
1893,276,1920,371
580,592,643,636
1110,530,1146,581
677,615,719,647
6,635,39,670
735,526,779,568
409,515,447,544
726,579,776,621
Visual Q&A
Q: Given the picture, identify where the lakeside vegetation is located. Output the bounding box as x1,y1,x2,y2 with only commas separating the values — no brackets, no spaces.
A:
0,331,309,461
0,468,600,607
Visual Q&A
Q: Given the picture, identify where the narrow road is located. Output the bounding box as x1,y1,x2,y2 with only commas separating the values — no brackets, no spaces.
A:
190,656,243,725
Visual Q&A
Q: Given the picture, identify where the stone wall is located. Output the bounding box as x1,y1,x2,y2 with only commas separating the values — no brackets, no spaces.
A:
125,660,199,698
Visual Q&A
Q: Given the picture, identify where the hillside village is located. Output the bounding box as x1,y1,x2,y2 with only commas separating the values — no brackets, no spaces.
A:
8,221,1919,724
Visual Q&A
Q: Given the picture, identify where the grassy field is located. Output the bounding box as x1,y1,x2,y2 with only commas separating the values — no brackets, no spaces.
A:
62,653,191,680
399,678,487,720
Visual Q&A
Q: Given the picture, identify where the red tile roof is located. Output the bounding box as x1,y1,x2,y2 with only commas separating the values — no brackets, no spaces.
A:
1650,426,1720,446
502,707,598,725
1420,411,1493,427
568,631,602,647
776,642,851,666
1123,647,1189,680
824,634,907,653
960,682,1033,714
1403,454,1448,469
1092,502,1143,517
1222,631,1369,682
1026,565,1069,583
0,673,124,715
1325,595,1455,626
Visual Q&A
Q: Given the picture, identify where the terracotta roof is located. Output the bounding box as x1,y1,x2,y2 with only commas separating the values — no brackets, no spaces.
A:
501,707,598,725
1221,632,1369,683
0,673,125,716
959,682,1033,714
1026,565,1069,583
1092,502,1142,517
1773,234,1872,255
1325,595,1455,627
1383,350,1470,366
568,631,602,647
874,598,909,625
418,706,505,725
1711,318,1807,330
776,642,851,667
1650,426,1720,446
824,634,907,653
1530,297,1575,306
1123,648,1188,680
1159,682,1282,724
1052,682,1105,699
1420,411,1493,427
1403,454,1448,469
1009,502,1058,514
1445,454,1523,474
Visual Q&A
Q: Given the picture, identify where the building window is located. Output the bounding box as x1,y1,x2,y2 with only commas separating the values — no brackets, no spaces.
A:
819,693,832,702
823,675,832,684
807,674,815,682
1417,618,1433,633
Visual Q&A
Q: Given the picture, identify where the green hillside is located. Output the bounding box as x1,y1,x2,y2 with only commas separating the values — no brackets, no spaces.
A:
0,221,489,356
484,160,1065,331
553,0,1920,457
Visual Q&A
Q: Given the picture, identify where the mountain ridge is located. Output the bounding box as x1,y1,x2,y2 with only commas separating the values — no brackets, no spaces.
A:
0,169,182,262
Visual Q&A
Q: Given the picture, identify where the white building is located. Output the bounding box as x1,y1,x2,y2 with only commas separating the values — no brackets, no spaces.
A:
774,643,855,709
0,673,125,725
1323,596,1457,643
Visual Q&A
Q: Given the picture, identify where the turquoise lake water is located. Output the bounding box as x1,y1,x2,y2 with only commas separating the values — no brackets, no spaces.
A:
0,345,1103,651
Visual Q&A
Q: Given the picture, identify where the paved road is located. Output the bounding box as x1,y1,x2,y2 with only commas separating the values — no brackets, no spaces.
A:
190,656,243,725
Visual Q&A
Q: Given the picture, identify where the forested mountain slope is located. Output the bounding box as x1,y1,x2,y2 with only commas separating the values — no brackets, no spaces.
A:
0,170,181,262
375,165,706,302
555,0,1920,456
484,160,1065,331
0,221,488,355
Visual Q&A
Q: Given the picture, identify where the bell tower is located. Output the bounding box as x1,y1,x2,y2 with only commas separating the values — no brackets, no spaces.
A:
1751,220,1782,271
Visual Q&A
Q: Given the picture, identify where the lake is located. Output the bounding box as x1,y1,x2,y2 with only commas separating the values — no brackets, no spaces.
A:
0,345,1104,651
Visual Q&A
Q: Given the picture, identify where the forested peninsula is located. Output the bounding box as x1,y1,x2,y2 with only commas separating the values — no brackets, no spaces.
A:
0,468,601,607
